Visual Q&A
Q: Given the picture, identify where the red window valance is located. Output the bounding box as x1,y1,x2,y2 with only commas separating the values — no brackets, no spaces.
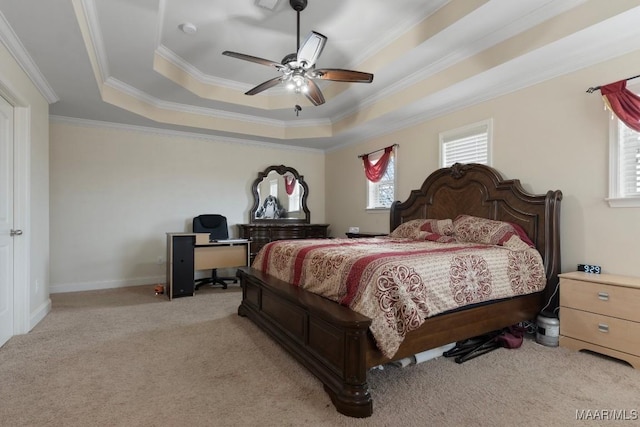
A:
284,174,297,195
601,80,640,132
363,146,393,183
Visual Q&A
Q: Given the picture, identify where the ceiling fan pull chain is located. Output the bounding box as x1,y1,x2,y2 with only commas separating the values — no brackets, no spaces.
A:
296,10,300,52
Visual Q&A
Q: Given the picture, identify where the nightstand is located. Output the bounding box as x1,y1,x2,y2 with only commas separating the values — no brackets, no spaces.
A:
559,271,640,368
345,232,387,238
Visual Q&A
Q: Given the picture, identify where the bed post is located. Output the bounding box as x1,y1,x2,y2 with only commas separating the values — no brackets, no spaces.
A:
541,189,563,316
236,267,374,417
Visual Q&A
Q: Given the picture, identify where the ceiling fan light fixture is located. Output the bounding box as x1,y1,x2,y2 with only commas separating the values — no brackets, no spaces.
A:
293,75,305,87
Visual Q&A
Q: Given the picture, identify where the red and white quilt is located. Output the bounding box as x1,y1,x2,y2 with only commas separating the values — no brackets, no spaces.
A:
252,236,546,358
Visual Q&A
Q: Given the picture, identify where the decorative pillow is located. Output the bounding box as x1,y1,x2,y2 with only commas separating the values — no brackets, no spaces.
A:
424,232,457,243
390,219,454,240
419,218,454,236
452,215,534,247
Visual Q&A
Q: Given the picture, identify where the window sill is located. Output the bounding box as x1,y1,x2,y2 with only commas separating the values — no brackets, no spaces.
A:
605,197,640,208
365,207,390,213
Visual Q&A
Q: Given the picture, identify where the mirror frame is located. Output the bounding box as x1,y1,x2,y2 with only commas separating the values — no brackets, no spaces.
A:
249,165,310,224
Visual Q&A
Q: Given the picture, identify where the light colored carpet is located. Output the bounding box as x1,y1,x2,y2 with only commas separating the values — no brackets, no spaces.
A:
0,284,638,427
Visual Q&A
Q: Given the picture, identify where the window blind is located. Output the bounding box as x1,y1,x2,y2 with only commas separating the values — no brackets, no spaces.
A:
619,122,640,196
442,130,488,166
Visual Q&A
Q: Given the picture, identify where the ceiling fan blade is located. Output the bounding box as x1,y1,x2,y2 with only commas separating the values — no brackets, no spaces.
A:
297,31,327,69
222,51,284,70
312,68,374,83
304,79,325,106
245,76,284,95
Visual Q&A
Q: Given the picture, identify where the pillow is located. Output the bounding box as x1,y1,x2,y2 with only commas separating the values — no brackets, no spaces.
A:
452,215,534,247
424,232,457,243
419,218,454,236
390,219,454,240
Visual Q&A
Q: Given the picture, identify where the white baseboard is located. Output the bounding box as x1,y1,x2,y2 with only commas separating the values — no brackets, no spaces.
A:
30,298,51,331
50,275,166,294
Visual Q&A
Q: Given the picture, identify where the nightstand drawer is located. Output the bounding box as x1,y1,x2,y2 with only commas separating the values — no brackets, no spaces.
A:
560,278,640,322
561,308,640,356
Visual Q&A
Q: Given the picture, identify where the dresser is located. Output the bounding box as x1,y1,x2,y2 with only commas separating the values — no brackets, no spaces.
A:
238,223,329,263
559,271,640,369
345,231,387,238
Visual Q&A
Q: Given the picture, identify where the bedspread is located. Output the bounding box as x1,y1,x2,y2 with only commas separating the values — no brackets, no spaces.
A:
252,237,546,358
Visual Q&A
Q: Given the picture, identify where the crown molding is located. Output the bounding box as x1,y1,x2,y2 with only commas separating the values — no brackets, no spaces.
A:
78,0,109,82
342,0,450,70
327,6,640,153
331,0,588,125
104,77,329,128
0,10,59,103
50,115,324,153
154,44,251,93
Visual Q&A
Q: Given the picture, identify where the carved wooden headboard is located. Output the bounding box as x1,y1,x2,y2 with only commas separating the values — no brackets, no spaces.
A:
390,163,562,303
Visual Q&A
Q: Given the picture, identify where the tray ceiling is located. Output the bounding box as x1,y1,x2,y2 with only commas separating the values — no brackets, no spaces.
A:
1,0,640,150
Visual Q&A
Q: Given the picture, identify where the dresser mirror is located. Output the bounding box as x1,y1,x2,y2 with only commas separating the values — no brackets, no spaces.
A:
249,165,310,223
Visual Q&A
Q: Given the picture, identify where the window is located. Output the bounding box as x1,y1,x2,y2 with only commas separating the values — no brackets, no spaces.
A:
288,182,300,212
366,150,395,209
608,118,640,207
269,179,278,197
439,119,492,167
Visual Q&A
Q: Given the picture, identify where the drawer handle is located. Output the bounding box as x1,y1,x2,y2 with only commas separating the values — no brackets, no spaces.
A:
598,323,609,333
597,292,609,301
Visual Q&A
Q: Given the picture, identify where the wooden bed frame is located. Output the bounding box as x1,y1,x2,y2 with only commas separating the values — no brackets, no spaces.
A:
236,163,562,418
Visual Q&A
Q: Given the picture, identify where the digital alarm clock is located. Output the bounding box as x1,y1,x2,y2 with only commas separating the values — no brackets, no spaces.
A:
577,264,601,274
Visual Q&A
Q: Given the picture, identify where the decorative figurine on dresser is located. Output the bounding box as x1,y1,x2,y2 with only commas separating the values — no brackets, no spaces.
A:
238,165,329,263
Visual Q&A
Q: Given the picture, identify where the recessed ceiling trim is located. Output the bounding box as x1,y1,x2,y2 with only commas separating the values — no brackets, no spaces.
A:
342,0,450,71
328,8,640,153
72,0,330,137
329,0,602,127
155,44,249,92
0,10,59,103
74,0,109,84
50,115,325,154
102,77,335,139
154,47,330,109
56,0,640,150
105,77,286,126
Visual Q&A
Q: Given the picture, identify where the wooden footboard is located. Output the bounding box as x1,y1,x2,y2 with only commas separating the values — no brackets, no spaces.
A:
236,266,544,417
236,267,374,418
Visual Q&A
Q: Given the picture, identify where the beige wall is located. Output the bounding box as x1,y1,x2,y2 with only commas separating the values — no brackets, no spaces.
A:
326,50,640,278
49,121,325,292
0,41,50,329
49,49,640,292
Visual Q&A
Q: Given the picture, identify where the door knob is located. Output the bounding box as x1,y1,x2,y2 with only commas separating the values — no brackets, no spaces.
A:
10,229,23,236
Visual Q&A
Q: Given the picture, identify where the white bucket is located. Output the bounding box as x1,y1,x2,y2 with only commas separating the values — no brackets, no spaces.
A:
536,315,560,347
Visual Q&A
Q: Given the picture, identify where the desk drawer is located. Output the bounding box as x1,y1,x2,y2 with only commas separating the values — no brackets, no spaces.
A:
194,245,247,269
560,278,640,322
560,308,640,356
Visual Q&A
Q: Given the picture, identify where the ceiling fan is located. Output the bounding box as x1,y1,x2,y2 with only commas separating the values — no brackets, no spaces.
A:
222,0,374,106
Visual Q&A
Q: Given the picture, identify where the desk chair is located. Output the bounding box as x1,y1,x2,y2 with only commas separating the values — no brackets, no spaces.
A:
193,214,238,289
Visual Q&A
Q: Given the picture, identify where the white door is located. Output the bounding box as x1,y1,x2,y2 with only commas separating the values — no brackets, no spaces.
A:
0,95,14,347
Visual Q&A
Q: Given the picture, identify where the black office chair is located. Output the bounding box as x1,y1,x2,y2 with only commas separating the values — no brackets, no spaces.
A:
193,214,238,290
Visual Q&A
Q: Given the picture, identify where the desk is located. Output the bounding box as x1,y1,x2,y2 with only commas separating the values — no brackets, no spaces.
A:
166,233,249,299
